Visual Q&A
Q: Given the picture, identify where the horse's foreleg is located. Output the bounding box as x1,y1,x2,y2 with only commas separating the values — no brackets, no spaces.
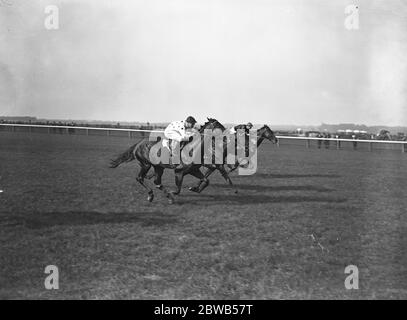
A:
218,165,238,194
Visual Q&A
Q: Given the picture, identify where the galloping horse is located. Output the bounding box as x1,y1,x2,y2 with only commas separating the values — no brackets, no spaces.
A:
227,124,278,173
109,118,229,203
189,125,279,193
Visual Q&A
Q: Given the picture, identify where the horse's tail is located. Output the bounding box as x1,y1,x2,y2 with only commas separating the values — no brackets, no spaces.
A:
109,141,142,168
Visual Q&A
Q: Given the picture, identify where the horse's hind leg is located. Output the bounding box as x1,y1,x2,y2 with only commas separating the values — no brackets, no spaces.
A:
136,163,155,202
173,169,185,195
227,163,239,173
145,168,155,180
189,167,212,193
152,166,163,188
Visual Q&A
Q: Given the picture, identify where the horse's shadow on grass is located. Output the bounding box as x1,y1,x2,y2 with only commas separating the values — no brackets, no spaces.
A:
4,211,177,229
185,193,346,206
237,173,340,179
210,183,334,193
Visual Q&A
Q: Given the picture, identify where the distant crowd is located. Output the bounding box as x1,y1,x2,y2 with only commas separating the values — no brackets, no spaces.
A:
289,129,407,142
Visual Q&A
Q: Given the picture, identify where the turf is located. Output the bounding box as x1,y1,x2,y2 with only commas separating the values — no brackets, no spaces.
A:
0,131,406,299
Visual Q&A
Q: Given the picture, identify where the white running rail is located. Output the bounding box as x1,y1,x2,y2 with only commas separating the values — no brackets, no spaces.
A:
1,123,406,152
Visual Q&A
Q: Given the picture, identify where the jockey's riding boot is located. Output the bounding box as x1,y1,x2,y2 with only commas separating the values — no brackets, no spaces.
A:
170,141,181,166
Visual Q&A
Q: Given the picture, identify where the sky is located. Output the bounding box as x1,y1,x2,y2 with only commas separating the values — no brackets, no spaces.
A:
0,0,406,125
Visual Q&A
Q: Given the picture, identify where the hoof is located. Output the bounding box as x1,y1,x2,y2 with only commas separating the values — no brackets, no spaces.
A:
189,187,199,193
167,192,175,204
147,193,154,202
234,189,238,194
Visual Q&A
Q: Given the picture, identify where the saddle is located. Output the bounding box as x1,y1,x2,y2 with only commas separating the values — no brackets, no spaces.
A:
159,139,192,167
161,139,189,152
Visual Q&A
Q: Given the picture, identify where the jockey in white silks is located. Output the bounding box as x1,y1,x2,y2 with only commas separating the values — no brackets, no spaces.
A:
163,116,198,163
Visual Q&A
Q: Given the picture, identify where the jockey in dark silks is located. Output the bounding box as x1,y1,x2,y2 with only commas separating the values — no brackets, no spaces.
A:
231,122,253,137
229,122,254,157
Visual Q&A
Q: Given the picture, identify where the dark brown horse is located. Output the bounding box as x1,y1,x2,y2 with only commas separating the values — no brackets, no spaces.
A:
146,123,279,194
189,125,279,193
227,124,278,172
110,118,229,203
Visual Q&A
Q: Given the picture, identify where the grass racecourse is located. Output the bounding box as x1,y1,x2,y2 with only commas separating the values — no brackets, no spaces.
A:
0,131,406,299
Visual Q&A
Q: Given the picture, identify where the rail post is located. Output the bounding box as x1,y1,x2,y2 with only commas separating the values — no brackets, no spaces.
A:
336,140,340,150
369,142,373,152
403,143,407,153
306,139,310,148
128,131,131,138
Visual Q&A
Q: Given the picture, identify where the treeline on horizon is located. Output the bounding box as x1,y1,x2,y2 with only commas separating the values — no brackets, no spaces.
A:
0,116,166,130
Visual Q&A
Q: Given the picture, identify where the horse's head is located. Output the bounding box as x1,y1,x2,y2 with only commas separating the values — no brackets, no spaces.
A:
200,117,226,134
259,125,278,144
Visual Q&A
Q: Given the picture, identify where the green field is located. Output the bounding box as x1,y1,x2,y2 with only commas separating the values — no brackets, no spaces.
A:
0,131,406,299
